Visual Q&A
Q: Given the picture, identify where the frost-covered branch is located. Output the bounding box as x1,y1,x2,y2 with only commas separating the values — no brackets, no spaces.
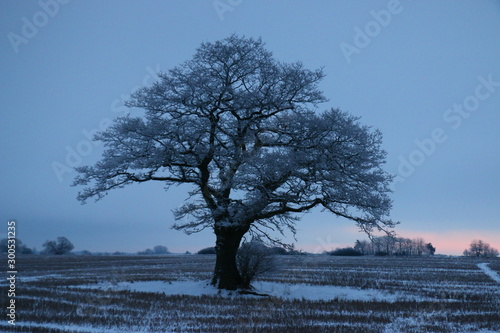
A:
73,35,395,242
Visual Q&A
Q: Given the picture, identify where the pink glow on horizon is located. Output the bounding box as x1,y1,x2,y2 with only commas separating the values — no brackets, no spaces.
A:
299,228,500,256
396,229,500,256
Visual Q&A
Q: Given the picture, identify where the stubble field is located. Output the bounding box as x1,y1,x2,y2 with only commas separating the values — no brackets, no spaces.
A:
1,254,499,333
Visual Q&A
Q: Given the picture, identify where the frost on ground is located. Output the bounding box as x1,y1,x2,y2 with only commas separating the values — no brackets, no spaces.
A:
477,263,500,283
85,279,424,302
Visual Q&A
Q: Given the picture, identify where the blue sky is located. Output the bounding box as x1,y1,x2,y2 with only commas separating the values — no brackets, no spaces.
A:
1,0,499,255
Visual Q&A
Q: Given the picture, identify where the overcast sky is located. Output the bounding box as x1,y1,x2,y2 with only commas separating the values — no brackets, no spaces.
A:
1,0,499,255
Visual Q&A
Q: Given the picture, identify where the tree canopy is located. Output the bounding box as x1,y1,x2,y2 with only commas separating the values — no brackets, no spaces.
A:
73,35,395,289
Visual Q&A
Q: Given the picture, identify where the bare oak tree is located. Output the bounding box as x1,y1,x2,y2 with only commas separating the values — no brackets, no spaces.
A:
73,35,395,290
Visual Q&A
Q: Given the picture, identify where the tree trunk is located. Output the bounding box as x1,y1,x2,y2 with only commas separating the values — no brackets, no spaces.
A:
211,225,247,290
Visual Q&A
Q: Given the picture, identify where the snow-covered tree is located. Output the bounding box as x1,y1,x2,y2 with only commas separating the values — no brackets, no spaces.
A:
73,35,395,290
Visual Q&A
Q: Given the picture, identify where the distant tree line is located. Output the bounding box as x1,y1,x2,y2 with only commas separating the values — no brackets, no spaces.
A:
352,236,436,256
4,236,496,258
0,236,74,255
330,237,499,258
1,236,177,256
329,247,364,256
137,245,170,255
328,236,436,256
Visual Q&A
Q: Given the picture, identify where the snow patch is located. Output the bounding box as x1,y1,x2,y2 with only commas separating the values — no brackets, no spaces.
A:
83,279,420,302
252,281,417,302
477,263,500,283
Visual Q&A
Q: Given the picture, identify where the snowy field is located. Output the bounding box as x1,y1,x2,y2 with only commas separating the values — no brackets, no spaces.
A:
1,254,499,332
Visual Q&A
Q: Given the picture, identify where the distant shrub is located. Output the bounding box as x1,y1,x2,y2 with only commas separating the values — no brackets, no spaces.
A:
329,247,363,256
197,247,216,255
375,251,389,256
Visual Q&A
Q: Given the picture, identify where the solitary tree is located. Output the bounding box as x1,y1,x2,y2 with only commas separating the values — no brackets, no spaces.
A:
153,245,170,254
73,35,395,290
42,237,74,255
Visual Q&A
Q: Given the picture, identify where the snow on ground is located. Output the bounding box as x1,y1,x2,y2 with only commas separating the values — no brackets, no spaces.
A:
83,279,423,302
17,274,65,282
477,263,500,283
0,322,126,333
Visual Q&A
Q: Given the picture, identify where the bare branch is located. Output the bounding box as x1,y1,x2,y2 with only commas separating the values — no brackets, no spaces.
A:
73,35,394,242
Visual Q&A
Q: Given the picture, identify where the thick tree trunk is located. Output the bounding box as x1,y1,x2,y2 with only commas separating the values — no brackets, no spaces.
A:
211,225,248,290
